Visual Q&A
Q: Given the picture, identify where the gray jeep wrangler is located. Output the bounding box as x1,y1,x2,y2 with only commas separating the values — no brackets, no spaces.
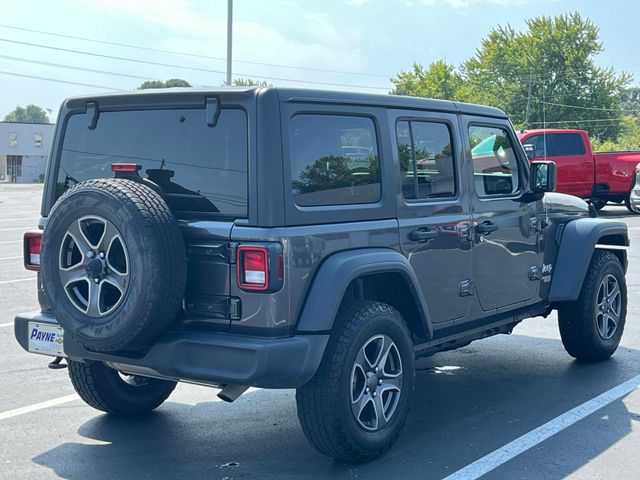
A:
15,87,629,462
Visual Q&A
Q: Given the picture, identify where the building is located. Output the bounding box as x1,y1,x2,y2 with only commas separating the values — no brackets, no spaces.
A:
0,121,55,183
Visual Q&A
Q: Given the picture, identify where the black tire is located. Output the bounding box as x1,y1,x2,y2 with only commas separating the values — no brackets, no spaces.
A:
558,250,626,361
41,178,187,352
625,197,639,214
68,360,176,415
296,301,415,462
591,199,607,211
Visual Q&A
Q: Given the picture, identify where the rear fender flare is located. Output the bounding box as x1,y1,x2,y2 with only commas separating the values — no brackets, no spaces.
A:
294,248,433,338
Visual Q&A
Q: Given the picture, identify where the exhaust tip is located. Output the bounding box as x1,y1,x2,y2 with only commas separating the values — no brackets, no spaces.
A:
217,384,249,403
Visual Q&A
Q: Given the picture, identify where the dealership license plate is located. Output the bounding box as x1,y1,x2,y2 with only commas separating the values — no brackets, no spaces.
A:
28,322,64,357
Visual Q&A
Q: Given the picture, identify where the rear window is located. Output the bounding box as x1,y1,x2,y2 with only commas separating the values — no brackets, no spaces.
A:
289,114,381,207
548,133,585,156
56,108,248,217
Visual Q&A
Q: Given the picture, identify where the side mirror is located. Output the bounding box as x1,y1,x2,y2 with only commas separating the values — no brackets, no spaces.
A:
530,161,557,193
523,144,536,160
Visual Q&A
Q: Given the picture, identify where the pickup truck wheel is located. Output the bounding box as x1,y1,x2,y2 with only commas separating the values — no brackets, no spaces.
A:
625,198,640,214
68,360,176,415
296,301,415,462
558,250,626,361
591,199,607,211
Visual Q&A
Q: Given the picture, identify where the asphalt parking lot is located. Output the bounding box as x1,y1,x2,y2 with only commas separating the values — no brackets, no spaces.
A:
1,183,640,480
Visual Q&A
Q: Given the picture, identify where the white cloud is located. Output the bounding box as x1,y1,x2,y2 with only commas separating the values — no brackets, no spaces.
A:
64,0,372,88
346,0,370,6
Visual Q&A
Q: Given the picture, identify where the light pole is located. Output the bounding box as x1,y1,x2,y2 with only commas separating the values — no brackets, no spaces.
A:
226,0,233,86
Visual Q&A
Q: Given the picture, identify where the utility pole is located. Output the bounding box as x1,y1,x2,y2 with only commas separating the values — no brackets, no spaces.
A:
525,67,532,129
226,0,233,86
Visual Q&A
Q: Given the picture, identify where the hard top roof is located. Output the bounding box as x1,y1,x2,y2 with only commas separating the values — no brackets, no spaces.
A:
62,86,508,119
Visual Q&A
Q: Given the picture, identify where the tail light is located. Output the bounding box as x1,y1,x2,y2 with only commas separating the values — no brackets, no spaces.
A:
24,232,42,271
111,163,141,172
236,244,284,292
237,246,269,291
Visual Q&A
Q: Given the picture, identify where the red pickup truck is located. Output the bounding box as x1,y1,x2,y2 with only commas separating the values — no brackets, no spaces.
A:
518,129,640,212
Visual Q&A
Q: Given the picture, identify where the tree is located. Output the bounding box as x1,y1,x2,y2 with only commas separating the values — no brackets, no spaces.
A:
391,61,463,100
591,115,640,151
137,78,191,89
4,104,50,123
227,78,271,87
620,87,640,113
462,13,630,139
390,13,632,141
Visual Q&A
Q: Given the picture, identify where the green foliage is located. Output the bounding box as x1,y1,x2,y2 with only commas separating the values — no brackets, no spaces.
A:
391,61,463,100
137,78,191,89
390,12,632,142
228,78,271,87
591,116,640,151
4,104,50,123
620,87,640,113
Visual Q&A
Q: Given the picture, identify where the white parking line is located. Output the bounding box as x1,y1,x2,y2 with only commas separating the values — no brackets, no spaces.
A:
0,394,79,421
0,277,36,285
0,227,33,232
443,374,640,480
0,322,13,327
0,218,39,223
0,256,22,261
0,240,21,244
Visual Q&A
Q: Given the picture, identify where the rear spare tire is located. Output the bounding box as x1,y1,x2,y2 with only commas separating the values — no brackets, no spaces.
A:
41,178,187,352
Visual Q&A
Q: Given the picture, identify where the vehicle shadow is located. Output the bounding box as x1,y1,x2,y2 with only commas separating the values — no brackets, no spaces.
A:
598,205,639,219
32,335,640,480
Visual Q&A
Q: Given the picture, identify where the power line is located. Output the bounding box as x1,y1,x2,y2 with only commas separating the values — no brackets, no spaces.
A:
538,99,640,114
0,38,391,91
0,23,393,78
0,70,124,90
0,54,155,82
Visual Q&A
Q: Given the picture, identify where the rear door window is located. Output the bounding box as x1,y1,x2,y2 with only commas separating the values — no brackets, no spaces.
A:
548,133,585,156
289,114,381,207
57,108,248,218
396,120,456,200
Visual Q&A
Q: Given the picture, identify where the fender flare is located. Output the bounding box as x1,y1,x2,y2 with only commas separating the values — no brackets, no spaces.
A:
548,218,628,303
295,248,433,338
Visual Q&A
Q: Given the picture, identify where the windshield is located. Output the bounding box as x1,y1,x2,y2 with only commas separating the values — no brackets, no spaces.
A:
55,107,248,218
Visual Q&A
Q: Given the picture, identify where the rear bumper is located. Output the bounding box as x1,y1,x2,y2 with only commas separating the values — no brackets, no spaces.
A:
14,311,328,388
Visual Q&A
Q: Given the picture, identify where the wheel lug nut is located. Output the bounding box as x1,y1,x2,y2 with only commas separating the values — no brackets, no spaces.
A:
87,251,94,258
375,367,379,373
378,379,383,386
99,252,105,259
372,392,377,397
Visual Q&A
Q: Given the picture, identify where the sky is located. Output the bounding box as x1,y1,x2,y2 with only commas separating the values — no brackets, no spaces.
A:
0,0,637,122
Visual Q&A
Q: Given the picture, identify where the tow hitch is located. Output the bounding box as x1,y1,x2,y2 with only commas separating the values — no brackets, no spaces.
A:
48,356,67,370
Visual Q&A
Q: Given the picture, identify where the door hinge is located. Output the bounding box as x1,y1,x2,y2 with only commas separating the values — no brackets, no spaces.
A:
528,265,541,281
459,279,475,297
228,297,241,320
227,242,239,263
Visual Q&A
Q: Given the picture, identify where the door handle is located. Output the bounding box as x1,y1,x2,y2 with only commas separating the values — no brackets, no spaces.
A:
409,228,438,242
476,221,499,235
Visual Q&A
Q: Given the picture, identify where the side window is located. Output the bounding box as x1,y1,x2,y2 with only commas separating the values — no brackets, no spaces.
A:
396,120,456,200
522,134,548,159
549,133,585,156
290,114,380,207
469,125,521,197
